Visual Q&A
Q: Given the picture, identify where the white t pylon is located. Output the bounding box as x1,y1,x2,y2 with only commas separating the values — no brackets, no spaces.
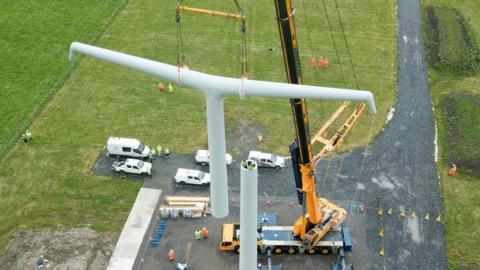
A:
69,42,377,218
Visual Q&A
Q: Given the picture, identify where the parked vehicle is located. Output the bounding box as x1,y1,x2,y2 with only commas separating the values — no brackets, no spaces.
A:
194,149,233,166
112,158,152,176
107,137,150,159
220,222,352,256
248,151,285,169
174,168,210,185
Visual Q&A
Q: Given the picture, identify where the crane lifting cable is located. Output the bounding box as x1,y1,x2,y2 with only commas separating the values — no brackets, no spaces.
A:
175,0,248,85
303,0,366,161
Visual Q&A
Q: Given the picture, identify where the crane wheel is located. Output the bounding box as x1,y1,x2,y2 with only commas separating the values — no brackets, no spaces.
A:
305,248,316,255
287,247,298,254
319,247,332,255
273,247,283,254
234,246,240,254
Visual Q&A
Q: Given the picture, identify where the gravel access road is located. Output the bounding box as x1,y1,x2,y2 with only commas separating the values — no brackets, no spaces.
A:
316,0,447,269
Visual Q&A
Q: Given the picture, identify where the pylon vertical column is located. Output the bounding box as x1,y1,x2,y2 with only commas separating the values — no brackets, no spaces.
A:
206,94,229,218
240,160,258,270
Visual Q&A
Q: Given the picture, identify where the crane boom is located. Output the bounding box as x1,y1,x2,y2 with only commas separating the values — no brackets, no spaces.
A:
273,0,346,244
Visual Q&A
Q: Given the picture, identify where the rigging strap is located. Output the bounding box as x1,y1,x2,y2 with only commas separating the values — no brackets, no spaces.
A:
175,0,248,84
176,0,185,83
234,0,248,78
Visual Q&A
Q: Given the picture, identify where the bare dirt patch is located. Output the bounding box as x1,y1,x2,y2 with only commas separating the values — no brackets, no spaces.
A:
0,228,116,270
225,119,266,159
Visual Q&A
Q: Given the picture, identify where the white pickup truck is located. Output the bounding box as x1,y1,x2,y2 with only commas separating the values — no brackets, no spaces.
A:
174,168,210,185
195,149,233,166
112,159,152,176
248,151,285,169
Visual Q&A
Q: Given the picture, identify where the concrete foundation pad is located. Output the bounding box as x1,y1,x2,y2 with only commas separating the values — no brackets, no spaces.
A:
107,188,162,270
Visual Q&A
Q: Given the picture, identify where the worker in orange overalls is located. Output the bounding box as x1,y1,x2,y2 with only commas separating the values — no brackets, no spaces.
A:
448,164,457,176
168,249,175,262
202,227,209,238
318,57,330,69
310,56,317,68
318,56,325,68
322,57,330,69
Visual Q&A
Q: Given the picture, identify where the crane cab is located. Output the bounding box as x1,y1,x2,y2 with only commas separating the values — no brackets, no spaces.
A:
219,224,241,253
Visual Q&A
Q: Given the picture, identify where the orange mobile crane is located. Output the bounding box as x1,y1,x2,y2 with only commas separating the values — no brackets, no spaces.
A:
220,1,356,259
273,0,347,248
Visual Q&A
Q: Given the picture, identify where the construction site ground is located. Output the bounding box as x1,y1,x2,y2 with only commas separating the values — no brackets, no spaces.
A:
0,228,116,270
93,1,447,269
94,156,370,269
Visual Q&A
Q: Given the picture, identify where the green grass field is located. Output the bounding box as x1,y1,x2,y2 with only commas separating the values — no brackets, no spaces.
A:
422,0,480,268
423,6,480,74
0,0,128,158
0,0,397,252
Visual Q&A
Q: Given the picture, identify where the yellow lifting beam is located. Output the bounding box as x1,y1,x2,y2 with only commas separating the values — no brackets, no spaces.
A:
311,101,351,145
312,102,366,161
176,6,245,21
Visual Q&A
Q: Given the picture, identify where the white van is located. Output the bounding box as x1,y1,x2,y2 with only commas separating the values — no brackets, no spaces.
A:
194,149,233,166
174,168,210,186
106,137,151,159
248,151,285,169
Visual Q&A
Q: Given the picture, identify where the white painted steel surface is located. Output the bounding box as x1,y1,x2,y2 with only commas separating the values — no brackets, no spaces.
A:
69,43,377,112
69,42,377,218
106,188,161,270
240,161,258,270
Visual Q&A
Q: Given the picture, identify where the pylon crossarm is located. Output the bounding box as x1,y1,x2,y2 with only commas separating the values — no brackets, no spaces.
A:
312,103,366,160
69,42,377,219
